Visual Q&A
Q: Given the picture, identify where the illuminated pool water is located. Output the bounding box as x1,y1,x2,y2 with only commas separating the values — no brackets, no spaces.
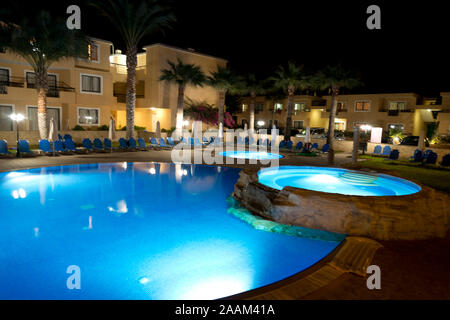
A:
258,166,421,196
220,150,283,160
0,163,340,300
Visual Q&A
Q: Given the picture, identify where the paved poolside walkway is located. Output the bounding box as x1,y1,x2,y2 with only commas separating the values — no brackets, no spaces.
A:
1,149,449,300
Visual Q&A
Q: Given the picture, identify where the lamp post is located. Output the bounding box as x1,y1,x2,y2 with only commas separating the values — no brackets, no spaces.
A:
10,113,25,158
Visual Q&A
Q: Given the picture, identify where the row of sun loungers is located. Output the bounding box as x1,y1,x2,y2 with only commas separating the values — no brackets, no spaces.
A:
371,145,450,165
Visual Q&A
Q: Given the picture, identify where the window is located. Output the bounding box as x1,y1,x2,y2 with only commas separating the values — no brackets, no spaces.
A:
269,119,278,128
0,68,9,94
355,101,371,112
389,101,406,111
337,101,345,111
88,44,99,62
26,72,58,96
241,119,248,127
294,103,306,112
241,104,248,112
80,74,102,94
0,105,13,131
78,107,99,125
27,107,61,131
293,120,304,129
256,103,264,112
0,47,5,54
274,103,283,111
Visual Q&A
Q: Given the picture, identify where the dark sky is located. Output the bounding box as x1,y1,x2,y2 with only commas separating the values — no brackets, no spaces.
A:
7,0,450,95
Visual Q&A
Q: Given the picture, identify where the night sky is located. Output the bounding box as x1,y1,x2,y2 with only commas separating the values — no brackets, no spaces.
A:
7,0,450,95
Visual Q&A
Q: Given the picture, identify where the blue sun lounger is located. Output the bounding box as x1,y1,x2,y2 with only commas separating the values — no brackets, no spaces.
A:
103,138,118,151
136,138,148,150
0,139,12,156
296,141,303,151
18,140,34,157
93,138,106,151
54,140,71,154
82,138,94,152
372,145,382,156
321,143,330,153
167,137,175,146
149,137,160,149
118,138,129,150
158,138,172,149
381,146,391,157
39,139,53,155
64,139,83,153
128,138,138,151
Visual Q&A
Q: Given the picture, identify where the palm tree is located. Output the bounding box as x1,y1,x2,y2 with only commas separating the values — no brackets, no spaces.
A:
90,0,174,139
207,65,242,128
269,61,310,141
159,58,206,137
0,11,90,139
313,65,361,165
241,74,266,131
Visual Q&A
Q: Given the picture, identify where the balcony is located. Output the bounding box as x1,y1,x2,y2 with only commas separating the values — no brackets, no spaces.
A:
311,99,327,107
114,93,145,103
0,76,25,94
379,108,414,116
0,77,75,97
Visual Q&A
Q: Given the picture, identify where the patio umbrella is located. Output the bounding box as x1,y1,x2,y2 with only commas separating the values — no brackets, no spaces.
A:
305,126,311,144
109,117,116,152
271,124,277,145
218,122,223,142
48,117,58,156
155,121,161,138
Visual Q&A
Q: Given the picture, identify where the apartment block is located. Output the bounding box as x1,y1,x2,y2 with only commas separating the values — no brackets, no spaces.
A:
0,40,227,135
237,92,450,137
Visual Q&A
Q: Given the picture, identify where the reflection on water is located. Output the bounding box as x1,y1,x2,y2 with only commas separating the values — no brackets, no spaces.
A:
0,162,340,299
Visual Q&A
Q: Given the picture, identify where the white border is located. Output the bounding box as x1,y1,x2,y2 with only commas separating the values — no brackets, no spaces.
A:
0,66,11,81
0,103,15,131
79,73,103,95
76,106,100,126
25,105,63,130
24,70,59,90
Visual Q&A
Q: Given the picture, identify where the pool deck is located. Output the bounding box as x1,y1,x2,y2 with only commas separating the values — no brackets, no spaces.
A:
1,149,450,300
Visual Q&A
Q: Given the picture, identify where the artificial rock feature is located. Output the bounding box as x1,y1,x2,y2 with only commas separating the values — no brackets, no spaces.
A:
233,168,450,240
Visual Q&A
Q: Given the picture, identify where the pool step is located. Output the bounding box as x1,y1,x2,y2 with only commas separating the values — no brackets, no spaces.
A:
244,237,382,300
340,172,379,186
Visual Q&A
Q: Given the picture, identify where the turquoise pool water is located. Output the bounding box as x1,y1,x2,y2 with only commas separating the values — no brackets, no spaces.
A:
258,166,421,196
220,150,283,160
0,162,340,300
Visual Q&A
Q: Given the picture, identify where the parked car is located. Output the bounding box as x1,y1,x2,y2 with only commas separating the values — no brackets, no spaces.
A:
296,127,326,139
400,135,430,147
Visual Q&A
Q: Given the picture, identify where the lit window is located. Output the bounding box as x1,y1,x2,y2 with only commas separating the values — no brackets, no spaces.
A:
274,103,283,111
88,44,99,62
78,108,99,125
388,124,404,131
256,103,264,112
389,102,406,111
355,101,371,111
294,103,306,112
241,104,248,112
337,101,345,111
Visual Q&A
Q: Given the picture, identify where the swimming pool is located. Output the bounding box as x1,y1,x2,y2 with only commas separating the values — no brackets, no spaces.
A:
258,166,421,196
220,150,283,160
0,162,340,299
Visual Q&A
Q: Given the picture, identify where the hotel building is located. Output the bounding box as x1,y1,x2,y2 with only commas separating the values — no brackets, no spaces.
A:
237,93,450,137
0,39,226,135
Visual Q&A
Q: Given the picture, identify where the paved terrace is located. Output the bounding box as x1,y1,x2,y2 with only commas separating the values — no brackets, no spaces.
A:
1,149,449,300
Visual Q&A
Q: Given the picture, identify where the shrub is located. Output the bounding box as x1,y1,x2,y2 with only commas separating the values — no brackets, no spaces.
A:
120,125,146,131
72,125,85,131
98,124,109,131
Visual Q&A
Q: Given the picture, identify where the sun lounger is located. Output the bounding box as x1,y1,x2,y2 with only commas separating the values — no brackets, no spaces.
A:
381,146,391,157
17,140,35,157
82,138,94,152
0,139,12,156
372,145,382,156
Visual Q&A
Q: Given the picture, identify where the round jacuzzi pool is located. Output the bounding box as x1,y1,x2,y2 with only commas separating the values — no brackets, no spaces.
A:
0,162,339,299
220,150,283,160
258,166,421,196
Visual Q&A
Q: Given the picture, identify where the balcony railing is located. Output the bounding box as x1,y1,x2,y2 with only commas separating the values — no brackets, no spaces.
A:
379,108,414,115
0,76,74,97
311,99,327,106
114,93,145,103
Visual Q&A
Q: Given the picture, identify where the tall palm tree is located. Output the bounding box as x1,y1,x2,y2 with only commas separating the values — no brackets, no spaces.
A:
90,0,174,139
207,65,242,128
0,11,90,139
159,58,206,137
313,65,361,165
269,61,310,141
241,74,266,131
